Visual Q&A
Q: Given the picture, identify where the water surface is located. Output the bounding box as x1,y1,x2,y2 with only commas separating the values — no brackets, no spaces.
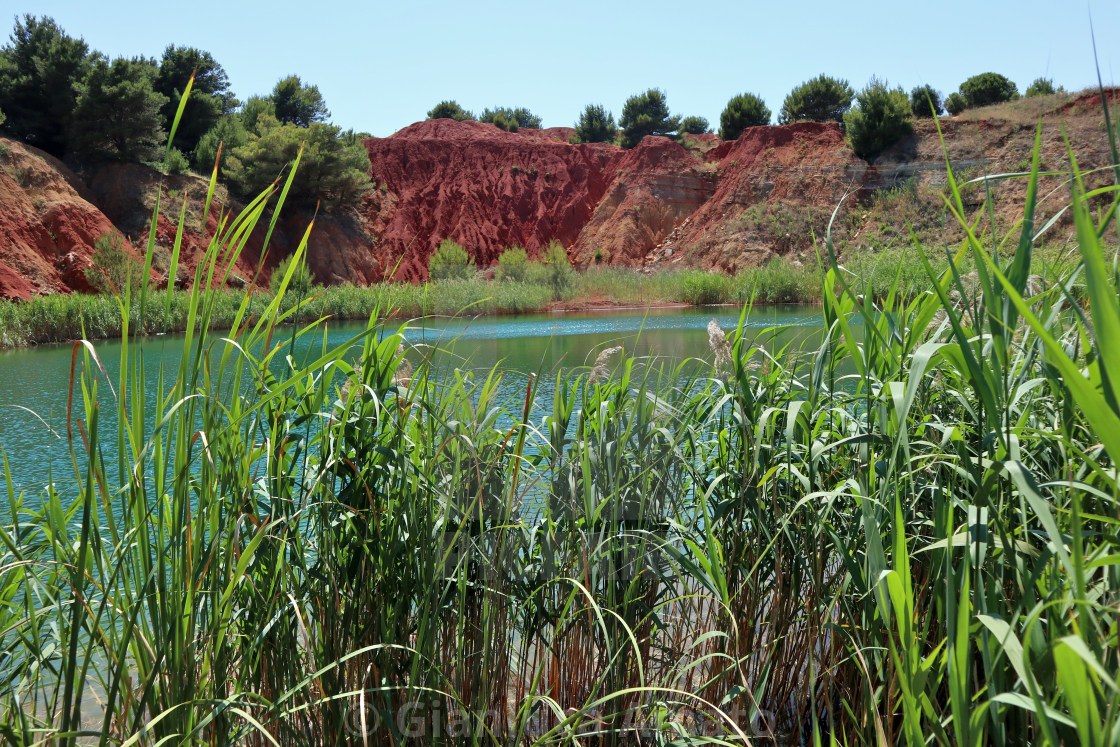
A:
0,305,824,497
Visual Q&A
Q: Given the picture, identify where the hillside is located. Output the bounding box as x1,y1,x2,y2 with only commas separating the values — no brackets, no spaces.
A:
0,89,1115,299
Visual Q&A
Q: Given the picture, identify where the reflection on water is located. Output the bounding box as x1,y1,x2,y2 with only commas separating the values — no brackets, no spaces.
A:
0,305,825,497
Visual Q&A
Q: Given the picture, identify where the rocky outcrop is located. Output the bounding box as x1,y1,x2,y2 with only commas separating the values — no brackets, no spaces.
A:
0,140,122,297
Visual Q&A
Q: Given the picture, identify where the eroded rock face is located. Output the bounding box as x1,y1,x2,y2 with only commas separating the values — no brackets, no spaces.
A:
0,140,121,298
364,119,615,281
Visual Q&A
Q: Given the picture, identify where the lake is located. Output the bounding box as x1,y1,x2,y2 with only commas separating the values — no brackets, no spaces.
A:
0,305,824,497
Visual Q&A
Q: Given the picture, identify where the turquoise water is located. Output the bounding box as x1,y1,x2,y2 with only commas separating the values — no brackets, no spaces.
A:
0,305,824,496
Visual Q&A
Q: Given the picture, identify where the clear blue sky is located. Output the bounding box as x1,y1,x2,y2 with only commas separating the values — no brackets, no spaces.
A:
13,0,1120,137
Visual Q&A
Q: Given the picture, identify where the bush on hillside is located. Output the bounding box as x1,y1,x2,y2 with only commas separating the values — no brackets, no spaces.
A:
270,253,314,296
719,93,771,141
619,88,680,148
944,92,967,115
959,72,1018,108
573,104,617,144
480,107,541,130
909,84,943,118
428,239,474,281
496,246,529,281
778,75,853,124
1025,77,1062,97
84,232,147,295
427,100,474,121
194,114,248,172
844,77,913,161
678,115,710,135
222,115,372,208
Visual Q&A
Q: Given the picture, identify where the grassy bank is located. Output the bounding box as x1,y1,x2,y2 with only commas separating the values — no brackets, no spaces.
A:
0,242,1084,349
0,94,1119,745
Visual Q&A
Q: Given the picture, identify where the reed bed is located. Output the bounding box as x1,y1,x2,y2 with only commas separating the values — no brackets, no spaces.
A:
0,85,1118,745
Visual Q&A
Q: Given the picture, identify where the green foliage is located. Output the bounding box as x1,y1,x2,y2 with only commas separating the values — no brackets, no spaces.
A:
959,72,1018,108
495,246,529,281
778,74,853,124
573,103,617,143
270,252,314,296
719,92,771,141
0,107,5,127
428,238,474,280
619,88,680,148
678,115,710,135
69,56,168,163
0,15,91,157
945,92,968,115
427,100,474,121
680,271,731,304
540,240,571,299
193,114,248,172
163,147,189,175
83,231,147,294
239,94,276,134
909,84,943,118
154,45,237,156
1025,77,1063,97
480,106,542,130
222,116,372,208
844,77,913,161
271,74,329,127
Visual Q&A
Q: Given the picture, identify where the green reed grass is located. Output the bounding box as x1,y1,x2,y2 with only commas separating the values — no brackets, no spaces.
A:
0,77,1118,746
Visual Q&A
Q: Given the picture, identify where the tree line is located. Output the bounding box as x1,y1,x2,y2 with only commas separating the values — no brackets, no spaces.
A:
0,15,371,209
429,72,1062,161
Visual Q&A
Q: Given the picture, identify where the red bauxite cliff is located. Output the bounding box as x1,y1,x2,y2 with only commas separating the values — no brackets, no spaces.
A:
362,119,862,280
1,90,1113,299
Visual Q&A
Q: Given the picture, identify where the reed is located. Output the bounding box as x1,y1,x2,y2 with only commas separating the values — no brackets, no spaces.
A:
0,78,1118,745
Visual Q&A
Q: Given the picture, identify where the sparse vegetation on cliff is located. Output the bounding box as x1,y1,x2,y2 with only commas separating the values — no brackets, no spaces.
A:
718,92,771,140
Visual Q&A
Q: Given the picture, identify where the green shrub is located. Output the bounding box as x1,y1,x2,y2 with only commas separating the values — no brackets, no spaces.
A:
573,104,617,143
480,106,541,130
540,240,571,299
909,84,943,118
944,92,967,115
959,72,1018,108
495,246,529,281
270,252,314,296
163,147,190,175
619,88,680,148
193,114,247,172
428,239,475,281
777,75,853,124
680,271,731,305
844,77,913,161
84,231,147,294
1025,77,1062,97
427,100,474,121
719,92,771,141
678,115,710,135
222,116,372,208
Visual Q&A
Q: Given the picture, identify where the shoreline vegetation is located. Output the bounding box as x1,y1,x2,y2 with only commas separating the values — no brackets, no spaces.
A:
0,243,1086,350
0,75,1118,743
